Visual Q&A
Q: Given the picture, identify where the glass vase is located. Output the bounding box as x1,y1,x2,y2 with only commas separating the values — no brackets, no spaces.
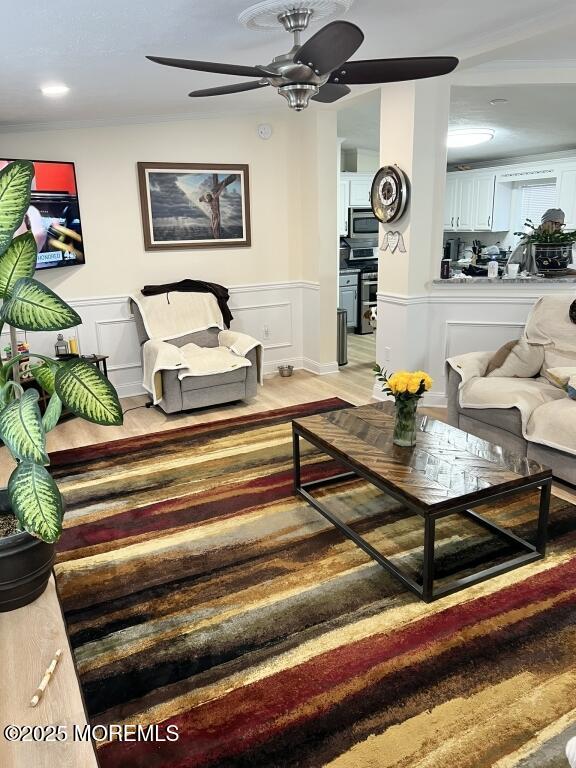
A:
393,397,419,447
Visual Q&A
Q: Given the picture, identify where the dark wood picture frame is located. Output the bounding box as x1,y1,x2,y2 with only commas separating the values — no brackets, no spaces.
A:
137,162,251,250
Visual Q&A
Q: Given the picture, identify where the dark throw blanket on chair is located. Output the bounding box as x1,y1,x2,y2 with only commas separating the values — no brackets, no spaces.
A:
141,279,233,328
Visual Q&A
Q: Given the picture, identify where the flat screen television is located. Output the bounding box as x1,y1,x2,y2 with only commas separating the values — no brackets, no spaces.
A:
0,159,85,270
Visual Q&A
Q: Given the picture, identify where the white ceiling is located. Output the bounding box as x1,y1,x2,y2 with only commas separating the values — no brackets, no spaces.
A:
447,84,576,163
2,0,576,128
464,18,576,67
337,90,380,151
337,81,576,164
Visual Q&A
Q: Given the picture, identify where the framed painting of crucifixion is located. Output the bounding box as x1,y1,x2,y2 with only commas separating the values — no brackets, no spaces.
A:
137,162,251,250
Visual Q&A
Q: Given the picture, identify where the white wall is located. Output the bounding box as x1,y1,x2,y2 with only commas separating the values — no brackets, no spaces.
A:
341,148,379,173
0,111,340,392
0,114,303,296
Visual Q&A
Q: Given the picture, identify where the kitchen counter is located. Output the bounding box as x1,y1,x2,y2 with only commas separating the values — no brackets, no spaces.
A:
432,276,576,285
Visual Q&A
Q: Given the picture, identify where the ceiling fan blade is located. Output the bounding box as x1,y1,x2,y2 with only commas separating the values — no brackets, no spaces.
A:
294,21,364,75
329,56,459,85
189,81,269,98
147,55,265,78
312,83,351,103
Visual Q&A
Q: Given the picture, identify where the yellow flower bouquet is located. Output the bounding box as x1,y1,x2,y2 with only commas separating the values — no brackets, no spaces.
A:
373,366,433,446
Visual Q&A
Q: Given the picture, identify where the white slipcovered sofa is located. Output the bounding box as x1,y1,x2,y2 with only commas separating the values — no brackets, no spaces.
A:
446,294,576,484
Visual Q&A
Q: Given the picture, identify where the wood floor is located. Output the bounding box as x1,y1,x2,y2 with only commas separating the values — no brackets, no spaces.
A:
1,334,573,768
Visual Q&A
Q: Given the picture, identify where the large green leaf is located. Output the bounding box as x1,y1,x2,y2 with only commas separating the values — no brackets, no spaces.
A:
0,388,48,464
0,231,37,297
55,359,123,426
0,277,81,331
32,360,60,395
0,160,34,257
8,461,63,543
42,392,63,432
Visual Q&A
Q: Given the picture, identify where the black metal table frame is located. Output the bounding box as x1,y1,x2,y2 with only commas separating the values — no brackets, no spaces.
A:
292,425,552,603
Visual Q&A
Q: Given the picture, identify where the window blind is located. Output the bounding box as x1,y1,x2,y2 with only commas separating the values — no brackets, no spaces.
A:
519,182,557,227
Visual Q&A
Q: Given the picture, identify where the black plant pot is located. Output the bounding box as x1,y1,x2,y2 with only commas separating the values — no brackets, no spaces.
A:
0,493,55,612
534,242,573,273
0,530,55,612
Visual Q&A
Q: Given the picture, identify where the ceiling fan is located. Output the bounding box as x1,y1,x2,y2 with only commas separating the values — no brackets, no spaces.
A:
147,6,458,112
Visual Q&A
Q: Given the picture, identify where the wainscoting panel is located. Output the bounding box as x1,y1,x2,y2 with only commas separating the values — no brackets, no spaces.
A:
94,319,142,371
445,321,525,360
229,282,306,374
0,283,322,399
425,295,539,405
376,290,550,407
229,302,293,352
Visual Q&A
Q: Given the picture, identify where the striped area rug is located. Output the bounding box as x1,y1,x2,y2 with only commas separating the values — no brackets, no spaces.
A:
52,399,576,768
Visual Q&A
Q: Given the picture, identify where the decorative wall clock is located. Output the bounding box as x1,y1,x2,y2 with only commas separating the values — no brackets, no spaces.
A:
371,165,409,223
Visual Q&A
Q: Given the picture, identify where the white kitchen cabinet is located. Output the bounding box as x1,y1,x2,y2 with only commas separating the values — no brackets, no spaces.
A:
339,273,358,329
558,170,576,229
349,174,373,207
472,175,495,230
444,174,474,231
444,176,458,229
339,178,350,236
339,286,357,328
456,176,474,231
444,171,510,232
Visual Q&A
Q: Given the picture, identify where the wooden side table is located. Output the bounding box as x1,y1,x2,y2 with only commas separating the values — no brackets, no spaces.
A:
79,354,109,378
55,353,109,378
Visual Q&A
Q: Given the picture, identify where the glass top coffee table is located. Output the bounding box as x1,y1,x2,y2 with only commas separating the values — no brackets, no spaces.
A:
292,402,552,603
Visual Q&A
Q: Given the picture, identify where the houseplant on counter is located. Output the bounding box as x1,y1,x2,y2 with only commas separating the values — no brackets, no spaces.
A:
514,218,576,274
373,366,433,447
0,159,123,612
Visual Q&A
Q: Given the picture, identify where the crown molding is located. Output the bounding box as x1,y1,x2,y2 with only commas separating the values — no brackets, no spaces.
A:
0,105,290,135
452,4,575,64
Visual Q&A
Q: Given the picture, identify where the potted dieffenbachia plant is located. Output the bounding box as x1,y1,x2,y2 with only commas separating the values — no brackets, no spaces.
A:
0,159,123,611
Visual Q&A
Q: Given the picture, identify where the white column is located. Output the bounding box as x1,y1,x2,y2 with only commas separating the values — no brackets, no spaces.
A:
295,110,339,372
375,78,450,388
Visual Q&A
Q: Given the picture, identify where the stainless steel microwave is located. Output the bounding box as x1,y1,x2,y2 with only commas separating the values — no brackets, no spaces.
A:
349,207,379,237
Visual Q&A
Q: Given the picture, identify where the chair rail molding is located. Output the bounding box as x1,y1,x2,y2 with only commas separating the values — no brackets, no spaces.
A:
14,280,326,399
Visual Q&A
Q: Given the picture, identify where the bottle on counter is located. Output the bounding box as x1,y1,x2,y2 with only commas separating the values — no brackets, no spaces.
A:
440,259,451,279
487,257,499,279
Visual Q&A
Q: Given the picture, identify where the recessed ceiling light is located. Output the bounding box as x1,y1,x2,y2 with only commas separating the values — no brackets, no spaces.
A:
447,129,495,148
41,84,70,97
489,98,508,106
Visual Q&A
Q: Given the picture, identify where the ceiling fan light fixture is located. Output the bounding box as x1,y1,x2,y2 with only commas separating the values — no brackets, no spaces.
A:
278,83,318,110
148,4,459,113
447,128,495,148
239,0,354,31
277,8,313,33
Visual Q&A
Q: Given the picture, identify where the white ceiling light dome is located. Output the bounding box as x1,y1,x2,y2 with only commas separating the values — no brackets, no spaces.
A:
447,128,495,148
41,84,70,97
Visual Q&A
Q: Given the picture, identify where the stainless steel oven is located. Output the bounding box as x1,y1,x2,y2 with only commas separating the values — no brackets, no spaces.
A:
348,244,377,263
358,269,378,334
349,207,379,238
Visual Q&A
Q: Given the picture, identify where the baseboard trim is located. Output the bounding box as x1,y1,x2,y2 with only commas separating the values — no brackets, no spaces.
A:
371,382,390,401
372,383,447,408
302,358,339,375
116,381,146,399
263,357,338,376
422,391,448,407
262,357,302,375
